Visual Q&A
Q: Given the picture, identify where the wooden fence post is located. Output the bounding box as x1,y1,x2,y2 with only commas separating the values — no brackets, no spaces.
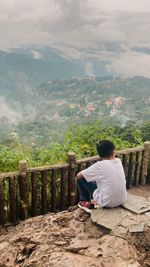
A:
41,171,47,214
0,179,5,225
18,160,29,220
51,170,57,212
126,153,133,189
68,152,77,206
134,152,140,186
60,168,68,210
9,177,17,224
140,142,150,185
31,172,38,217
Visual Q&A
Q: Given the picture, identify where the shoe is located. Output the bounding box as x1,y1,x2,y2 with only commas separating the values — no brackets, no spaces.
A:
78,201,94,213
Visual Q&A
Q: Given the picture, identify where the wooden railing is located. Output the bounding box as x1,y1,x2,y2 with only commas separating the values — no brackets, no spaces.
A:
0,141,150,226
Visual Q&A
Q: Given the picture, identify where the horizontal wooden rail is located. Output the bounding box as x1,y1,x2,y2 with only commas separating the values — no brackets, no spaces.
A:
27,163,69,173
0,171,19,180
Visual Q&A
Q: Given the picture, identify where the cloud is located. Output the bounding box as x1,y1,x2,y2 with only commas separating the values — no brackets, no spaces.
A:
0,0,150,77
0,96,22,124
84,62,95,76
106,51,150,78
87,0,150,12
31,50,42,60
0,0,149,48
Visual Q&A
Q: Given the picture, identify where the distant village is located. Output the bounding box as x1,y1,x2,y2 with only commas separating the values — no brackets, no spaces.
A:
1,76,150,144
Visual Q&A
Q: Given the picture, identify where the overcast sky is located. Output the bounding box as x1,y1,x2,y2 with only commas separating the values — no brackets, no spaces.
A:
0,0,150,77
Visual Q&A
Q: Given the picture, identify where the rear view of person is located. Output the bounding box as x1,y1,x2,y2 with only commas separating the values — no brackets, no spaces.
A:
76,140,127,213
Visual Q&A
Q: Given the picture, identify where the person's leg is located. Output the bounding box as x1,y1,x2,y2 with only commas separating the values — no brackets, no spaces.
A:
77,178,97,201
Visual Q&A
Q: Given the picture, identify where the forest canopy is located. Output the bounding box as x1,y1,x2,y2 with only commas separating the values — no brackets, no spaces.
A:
0,120,149,173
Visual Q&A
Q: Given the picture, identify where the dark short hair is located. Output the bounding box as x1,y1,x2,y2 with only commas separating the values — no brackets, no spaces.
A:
96,140,115,158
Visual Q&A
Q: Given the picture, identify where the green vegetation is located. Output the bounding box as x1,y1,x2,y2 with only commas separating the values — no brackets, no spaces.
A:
0,75,150,173
1,121,148,173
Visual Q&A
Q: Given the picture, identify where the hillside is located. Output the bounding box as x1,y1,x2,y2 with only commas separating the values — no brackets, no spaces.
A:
34,75,150,124
0,75,150,145
0,47,85,89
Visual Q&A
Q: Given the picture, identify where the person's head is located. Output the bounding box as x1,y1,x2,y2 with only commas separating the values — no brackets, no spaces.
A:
96,140,115,159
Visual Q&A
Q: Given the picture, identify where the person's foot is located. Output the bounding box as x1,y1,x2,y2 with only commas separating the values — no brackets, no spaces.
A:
78,201,94,213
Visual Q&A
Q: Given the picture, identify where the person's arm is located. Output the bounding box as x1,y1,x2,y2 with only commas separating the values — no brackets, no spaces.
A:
77,161,101,182
76,171,85,179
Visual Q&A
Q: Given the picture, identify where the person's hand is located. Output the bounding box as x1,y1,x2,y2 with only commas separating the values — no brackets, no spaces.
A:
91,199,97,204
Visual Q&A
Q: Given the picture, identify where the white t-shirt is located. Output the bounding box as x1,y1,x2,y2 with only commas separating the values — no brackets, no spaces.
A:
82,158,127,208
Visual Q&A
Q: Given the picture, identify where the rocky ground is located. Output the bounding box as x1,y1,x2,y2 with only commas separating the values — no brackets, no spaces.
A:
0,204,150,267
0,185,150,267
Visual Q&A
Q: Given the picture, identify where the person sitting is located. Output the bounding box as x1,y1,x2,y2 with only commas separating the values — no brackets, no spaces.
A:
76,140,127,213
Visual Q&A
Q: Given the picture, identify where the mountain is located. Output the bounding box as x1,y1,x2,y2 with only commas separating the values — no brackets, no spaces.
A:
0,46,149,145
0,46,109,93
0,74,150,145
0,47,84,92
